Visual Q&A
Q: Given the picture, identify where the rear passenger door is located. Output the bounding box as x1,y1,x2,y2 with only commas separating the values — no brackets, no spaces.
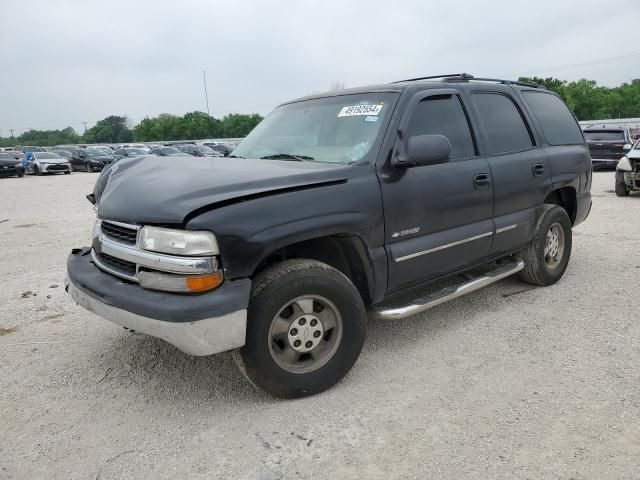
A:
468,90,552,256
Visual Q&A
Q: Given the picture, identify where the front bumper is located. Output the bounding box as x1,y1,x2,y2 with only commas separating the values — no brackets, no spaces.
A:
66,248,251,356
591,158,619,168
42,163,71,173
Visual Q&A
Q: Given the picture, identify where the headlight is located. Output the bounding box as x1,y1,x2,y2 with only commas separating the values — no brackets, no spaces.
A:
139,226,219,256
617,156,632,172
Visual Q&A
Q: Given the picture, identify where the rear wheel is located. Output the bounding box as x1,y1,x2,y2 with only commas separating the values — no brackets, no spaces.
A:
233,259,367,398
519,204,572,286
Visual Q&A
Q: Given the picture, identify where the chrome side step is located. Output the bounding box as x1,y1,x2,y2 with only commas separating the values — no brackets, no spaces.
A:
369,257,524,321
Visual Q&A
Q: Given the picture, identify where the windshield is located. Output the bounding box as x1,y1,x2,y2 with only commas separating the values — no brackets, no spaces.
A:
195,146,214,153
85,149,107,157
583,130,625,142
127,148,148,155
36,152,62,159
232,92,398,164
0,153,13,160
162,147,182,154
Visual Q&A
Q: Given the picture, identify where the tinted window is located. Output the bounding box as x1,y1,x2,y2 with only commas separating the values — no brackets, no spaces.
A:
473,93,533,154
522,91,583,145
583,130,625,142
36,152,63,159
406,95,475,159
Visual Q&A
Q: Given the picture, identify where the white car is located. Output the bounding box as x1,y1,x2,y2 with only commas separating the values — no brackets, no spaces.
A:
615,139,640,196
24,151,71,175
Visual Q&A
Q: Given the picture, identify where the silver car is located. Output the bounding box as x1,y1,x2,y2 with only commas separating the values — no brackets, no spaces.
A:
25,151,71,175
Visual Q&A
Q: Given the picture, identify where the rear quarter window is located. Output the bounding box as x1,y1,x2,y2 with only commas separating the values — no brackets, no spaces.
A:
522,91,584,146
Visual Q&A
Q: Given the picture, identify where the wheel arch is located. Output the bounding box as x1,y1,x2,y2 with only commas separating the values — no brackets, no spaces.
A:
543,186,577,224
253,234,376,305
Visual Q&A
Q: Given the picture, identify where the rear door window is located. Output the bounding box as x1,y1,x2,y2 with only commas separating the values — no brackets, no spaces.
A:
472,93,534,155
522,91,584,145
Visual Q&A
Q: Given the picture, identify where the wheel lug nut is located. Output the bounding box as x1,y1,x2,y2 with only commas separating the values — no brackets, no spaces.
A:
313,331,321,338
294,340,301,347
310,319,317,327
290,328,298,336
298,318,306,326
305,341,313,348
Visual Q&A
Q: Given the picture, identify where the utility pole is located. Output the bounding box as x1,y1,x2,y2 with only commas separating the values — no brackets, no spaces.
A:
202,69,214,140
81,121,88,133
9,129,14,139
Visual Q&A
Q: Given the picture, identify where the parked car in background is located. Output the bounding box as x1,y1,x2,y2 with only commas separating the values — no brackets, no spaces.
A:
25,151,71,175
21,145,46,153
87,146,114,155
0,152,25,178
615,139,640,196
49,148,73,161
117,144,149,151
4,151,24,162
71,148,115,172
148,147,185,156
113,147,149,160
583,128,633,169
177,144,222,157
202,142,233,156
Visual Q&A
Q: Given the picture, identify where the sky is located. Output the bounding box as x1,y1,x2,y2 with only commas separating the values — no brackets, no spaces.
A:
1,0,639,136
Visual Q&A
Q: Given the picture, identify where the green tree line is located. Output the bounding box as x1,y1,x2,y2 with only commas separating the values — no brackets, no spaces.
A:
0,112,263,148
519,77,640,121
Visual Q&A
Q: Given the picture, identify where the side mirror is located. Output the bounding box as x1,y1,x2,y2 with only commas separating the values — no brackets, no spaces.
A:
623,144,632,151
394,134,452,168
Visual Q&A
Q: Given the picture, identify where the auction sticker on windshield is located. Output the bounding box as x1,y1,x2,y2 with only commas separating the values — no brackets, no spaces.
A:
338,104,383,117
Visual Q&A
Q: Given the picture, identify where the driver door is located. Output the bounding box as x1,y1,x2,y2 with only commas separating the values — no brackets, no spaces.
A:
380,89,494,292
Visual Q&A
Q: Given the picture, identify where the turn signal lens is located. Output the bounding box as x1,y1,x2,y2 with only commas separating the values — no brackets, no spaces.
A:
185,272,224,292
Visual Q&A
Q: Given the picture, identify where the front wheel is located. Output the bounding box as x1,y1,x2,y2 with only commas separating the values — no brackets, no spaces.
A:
616,172,629,197
519,204,572,286
234,259,367,398
33,165,41,176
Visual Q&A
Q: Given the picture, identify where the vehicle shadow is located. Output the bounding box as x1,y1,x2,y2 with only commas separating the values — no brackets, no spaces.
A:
85,276,533,401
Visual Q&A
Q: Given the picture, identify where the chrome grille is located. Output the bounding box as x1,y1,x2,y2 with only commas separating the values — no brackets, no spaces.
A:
101,221,138,245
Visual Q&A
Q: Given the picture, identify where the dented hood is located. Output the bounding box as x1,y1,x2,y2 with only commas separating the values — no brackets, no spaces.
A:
97,155,351,224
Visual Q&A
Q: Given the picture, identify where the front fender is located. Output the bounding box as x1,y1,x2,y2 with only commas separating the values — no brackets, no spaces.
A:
185,171,385,280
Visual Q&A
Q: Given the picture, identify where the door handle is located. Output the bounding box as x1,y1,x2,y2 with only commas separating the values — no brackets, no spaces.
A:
473,173,491,188
532,163,545,176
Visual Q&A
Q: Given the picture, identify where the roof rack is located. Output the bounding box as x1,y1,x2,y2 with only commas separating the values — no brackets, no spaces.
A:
393,73,545,89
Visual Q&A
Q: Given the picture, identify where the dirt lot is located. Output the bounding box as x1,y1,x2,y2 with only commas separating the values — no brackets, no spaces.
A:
0,171,639,479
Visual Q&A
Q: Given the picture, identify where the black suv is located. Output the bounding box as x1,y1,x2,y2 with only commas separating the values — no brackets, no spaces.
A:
583,127,633,169
66,74,592,398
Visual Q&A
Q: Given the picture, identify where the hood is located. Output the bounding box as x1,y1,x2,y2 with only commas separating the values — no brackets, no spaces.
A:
0,159,18,167
97,156,351,224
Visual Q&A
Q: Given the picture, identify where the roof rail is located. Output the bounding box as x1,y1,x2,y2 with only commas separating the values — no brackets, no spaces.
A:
394,73,545,89
392,73,474,83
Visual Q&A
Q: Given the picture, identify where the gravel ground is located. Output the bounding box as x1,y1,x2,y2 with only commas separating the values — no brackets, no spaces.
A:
1,171,639,480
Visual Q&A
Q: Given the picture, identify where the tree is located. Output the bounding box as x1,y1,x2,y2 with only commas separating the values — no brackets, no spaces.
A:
82,116,133,143
220,113,263,138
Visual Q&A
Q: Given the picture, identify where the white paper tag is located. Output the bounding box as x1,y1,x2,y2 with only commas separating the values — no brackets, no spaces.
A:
338,104,383,117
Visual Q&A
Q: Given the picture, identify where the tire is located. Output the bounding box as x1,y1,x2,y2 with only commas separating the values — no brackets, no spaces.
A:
519,204,572,286
64,170,71,175
17,171,24,178
33,165,41,176
233,259,367,398
615,179,629,197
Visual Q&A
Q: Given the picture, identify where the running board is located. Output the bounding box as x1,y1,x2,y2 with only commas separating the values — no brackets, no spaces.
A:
369,257,525,321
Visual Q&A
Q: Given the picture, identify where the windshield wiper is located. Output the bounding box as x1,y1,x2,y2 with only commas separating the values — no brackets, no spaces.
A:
260,153,314,161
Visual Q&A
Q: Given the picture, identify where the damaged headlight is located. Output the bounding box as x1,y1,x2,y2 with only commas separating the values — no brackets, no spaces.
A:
139,226,219,256
617,156,632,172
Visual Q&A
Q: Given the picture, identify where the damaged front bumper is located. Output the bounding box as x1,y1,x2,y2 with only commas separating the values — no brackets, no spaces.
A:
65,248,251,356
